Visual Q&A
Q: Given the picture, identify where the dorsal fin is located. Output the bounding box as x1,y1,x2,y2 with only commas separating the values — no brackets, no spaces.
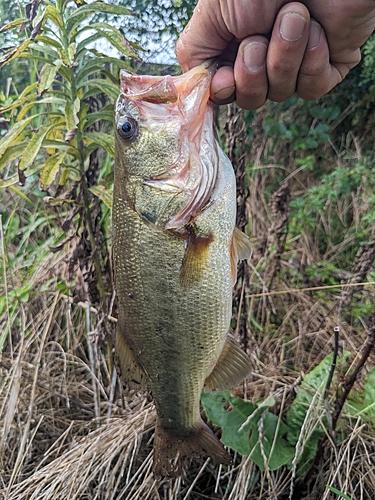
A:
230,227,252,285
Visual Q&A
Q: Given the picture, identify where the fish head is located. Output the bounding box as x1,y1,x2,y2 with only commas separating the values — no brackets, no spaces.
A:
114,61,220,231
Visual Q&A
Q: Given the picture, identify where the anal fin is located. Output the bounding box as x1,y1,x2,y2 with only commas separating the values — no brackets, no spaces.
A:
115,330,150,390
204,334,251,392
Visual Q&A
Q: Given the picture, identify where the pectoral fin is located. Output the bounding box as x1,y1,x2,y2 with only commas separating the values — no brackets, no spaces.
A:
179,230,214,287
115,330,150,390
204,334,251,392
230,227,252,285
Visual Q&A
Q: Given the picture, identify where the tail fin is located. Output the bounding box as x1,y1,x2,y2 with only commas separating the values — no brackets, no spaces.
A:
153,420,231,478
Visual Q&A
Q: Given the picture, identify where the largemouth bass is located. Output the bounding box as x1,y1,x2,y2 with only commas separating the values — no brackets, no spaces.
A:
113,61,251,477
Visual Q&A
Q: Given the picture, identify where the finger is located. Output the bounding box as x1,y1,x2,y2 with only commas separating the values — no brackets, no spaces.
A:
210,64,236,105
176,0,231,72
266,3,310,102
296,21,344,100
231,36,269,110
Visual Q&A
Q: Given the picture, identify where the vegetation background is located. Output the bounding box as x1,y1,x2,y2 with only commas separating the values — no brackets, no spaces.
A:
1,0,375,498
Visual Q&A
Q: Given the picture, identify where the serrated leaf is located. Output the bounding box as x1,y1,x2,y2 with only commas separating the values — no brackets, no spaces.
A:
201,391,295,470
83,132,115,157
40,151,67,188
38,63,61,95
19,123,57,171
0,18,27,33
0,114,43,160
89,184,113,209
0,39,32,67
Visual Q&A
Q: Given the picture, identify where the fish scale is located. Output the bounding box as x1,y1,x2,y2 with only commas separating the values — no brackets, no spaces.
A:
113,62,252,477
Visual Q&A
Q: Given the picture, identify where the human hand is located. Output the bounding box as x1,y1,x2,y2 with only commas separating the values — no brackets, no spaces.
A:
176,0,375,110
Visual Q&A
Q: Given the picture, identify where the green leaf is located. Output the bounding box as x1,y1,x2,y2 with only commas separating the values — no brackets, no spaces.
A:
76,56,131,84
83,132,115,157
286,351,351,473
0,141,29,171
326,485,353,500
89,185,113,209
0,18,27,33
347,366,375,425
201,391,295,470
19,123,59,171
95,28,138,58
64,98,80,131
0,163,44,189
40,152,67,189
0,40,32,67
83,105,114,128
44,5,64,30
80,78,119,100
33,35,63,50
38,63,61,95
66,2,132,33
0,115,44,161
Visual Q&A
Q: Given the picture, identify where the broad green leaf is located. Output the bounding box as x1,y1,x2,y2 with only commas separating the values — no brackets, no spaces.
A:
68,42,76,64
64,98,80,130
286,351,351,473
0,18,26,33
0,115,43,160
0,40,32,67
40,152,67,189
201,391,295,470
80,78,119,100
44,5,64,30
19,123,60,171
89,185,113,209
66,2,132,33
38,63,61,95
347,366,375,426
83,132,115,157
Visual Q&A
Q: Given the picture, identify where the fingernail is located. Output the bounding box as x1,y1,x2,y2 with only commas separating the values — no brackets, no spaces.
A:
243,42,267,72
279,12,307,42
307,20,322,49
214,86,235,100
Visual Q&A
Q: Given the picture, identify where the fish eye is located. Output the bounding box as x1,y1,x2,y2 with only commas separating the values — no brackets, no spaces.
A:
118,117,138,141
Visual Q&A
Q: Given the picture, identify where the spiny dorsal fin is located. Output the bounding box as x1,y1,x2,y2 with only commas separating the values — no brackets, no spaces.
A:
230,227,252,285
203,334,251,392
115,330,150,390
179,230,214,287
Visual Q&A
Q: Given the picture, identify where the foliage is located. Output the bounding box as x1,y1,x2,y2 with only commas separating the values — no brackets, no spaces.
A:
202,351,373,478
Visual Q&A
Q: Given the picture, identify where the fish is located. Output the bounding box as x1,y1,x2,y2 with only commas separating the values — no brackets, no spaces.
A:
113,61,252,478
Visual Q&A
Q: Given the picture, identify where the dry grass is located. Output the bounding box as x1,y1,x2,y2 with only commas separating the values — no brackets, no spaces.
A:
1,105,375,499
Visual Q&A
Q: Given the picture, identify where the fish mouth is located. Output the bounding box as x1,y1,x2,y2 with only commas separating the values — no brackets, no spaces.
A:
117,61,220,231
